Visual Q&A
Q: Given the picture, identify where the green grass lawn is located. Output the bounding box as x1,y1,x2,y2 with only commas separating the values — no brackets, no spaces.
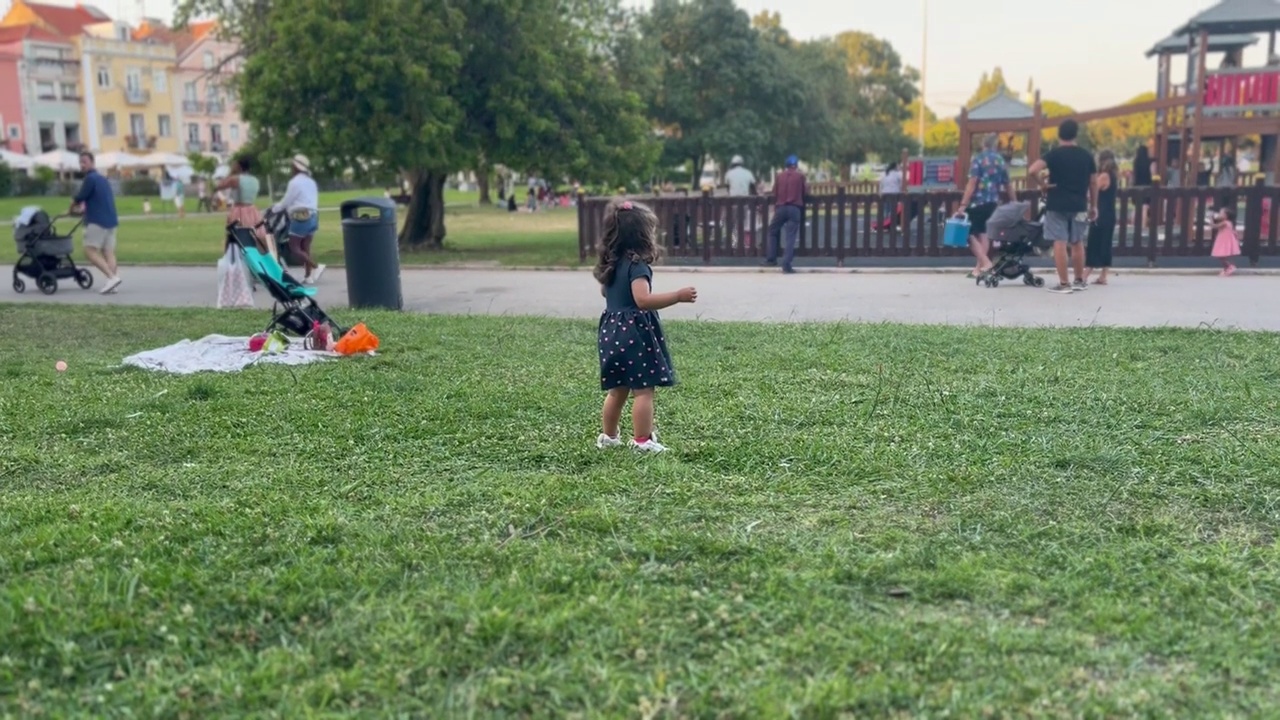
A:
0,188,481,220
2,305,1279,716
1,202,582,268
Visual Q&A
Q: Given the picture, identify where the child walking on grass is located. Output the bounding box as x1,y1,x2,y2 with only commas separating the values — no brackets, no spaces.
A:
594,198,698,453
1211,206,1241,276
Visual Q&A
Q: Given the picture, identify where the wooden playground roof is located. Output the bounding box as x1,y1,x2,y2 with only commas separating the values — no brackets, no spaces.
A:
1145,31,1258,57
966,91,1034,121
1173,0,1280,36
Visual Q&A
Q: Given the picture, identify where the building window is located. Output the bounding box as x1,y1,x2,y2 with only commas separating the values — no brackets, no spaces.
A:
229,124,239,141
152,69,167,93
187,123,200,142
65,123,81,147
203,51,214,69
129,114,146,139
7,125,20,139
210,124,223,145
158,115,172,137
35,81,55,100
184,82,197,100
60,82,77,100
97,66,110,88
126,68,142,93
101,113,117,137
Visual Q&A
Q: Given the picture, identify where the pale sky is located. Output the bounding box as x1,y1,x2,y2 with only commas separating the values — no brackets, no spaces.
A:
4,0,1258,116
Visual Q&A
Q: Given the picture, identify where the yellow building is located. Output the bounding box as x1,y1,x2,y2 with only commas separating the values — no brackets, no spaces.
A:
76,21,180,155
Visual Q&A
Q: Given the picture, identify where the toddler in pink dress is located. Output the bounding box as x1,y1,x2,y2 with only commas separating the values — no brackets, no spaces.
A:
1211,207,1241,276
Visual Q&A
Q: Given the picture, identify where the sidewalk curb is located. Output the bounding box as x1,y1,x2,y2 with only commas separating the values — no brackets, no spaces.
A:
112,263,1280,277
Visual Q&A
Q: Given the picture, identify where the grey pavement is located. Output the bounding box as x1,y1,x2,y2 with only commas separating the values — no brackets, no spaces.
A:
8,265,1280,331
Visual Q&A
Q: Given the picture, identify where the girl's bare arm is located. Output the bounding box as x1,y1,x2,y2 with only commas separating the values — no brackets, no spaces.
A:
632,278,696,310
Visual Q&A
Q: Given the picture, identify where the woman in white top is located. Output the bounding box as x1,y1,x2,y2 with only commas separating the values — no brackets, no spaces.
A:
879,163,904,223
271,154,325,284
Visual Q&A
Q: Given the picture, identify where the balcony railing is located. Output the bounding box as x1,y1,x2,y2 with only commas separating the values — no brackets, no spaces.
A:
210,141,226,152
186,140,206,152
126,134,157,150
183,100,203,113
206,101,226,115
124,88,151,105
1204,68,1280,113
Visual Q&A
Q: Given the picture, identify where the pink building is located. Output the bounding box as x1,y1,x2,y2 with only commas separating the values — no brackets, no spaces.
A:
0,27,24,153
175,21,247,157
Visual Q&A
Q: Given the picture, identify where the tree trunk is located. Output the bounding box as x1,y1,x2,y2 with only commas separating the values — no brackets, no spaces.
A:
477,165,491,205
398,170,447,249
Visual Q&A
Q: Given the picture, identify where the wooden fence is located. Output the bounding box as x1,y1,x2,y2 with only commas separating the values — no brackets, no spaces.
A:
576,181,1280,266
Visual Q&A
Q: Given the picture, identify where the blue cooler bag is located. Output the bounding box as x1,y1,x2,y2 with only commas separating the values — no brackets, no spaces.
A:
943,213,971,248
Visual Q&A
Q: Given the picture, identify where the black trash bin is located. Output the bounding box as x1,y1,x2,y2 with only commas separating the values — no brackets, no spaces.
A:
340,197,403,310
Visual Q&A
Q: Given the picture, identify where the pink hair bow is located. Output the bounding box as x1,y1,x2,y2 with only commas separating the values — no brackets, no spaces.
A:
620,201,633,211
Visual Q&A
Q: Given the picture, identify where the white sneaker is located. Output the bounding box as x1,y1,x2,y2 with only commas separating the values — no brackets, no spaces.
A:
311,264,327,283
631,438,668,453
99,276,122,294
596,433,622,449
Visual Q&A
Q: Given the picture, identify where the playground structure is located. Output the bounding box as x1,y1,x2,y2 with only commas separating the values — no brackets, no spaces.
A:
577,0,1280,267
955,0,1280,189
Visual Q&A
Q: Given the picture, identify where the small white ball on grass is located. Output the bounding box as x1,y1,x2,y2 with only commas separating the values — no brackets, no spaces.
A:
55,360,67,372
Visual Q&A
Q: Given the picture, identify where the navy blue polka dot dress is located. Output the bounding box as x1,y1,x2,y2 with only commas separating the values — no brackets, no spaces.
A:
599,257,676,391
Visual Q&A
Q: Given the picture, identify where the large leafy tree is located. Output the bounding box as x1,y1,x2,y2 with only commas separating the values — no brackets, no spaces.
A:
176,0,655,249
832,31,918,164
640,0,779,181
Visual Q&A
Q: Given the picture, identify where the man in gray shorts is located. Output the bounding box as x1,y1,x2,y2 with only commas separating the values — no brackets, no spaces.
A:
70,151,123,294
1028,119,1097,293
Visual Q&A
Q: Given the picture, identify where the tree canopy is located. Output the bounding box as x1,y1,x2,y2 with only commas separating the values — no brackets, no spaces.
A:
176,0,924,243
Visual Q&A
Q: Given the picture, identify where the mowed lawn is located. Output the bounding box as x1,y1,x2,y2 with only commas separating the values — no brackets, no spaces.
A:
2,196,582,268
0,188,481,221
2,305,1280,716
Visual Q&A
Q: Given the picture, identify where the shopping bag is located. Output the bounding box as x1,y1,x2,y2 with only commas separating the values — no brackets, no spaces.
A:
216,245,256,309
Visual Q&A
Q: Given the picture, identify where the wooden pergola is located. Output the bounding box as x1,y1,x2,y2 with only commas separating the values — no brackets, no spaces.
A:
955,91,1187,188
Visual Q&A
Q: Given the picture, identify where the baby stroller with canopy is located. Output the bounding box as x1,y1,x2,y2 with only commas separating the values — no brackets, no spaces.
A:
12,208,94,295
977,200,1052,289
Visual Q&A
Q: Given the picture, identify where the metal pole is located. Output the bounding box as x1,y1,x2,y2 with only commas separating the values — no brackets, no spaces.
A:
918,0,927,153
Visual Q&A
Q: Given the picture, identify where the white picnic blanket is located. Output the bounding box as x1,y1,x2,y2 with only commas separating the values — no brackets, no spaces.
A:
122,334,339,374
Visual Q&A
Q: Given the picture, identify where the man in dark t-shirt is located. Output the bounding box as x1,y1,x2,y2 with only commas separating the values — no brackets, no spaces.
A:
1028,120,1097,294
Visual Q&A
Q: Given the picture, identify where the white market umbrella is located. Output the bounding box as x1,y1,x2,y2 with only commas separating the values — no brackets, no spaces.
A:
139,152,190,167
95,151,147,170
166,165,194,183
0,148,34,170
212,164,231,180
32,149,81,172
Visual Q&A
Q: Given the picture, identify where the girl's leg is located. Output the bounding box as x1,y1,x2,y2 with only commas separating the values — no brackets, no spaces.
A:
601,387,629,438
631,388,656,441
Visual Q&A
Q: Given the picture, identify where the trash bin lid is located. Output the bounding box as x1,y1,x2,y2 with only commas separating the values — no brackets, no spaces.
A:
340,196,397,222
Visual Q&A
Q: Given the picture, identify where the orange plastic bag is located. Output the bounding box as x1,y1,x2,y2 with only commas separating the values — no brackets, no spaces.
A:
334,322,380,355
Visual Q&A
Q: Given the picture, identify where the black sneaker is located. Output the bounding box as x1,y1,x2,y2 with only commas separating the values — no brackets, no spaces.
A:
1048,283,1074,294
1072,279,1088,292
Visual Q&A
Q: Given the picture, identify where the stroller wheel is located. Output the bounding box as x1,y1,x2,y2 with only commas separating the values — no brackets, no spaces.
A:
13,277,25,293
1032,276,1045,288
75,270,94,290
37,273,58,295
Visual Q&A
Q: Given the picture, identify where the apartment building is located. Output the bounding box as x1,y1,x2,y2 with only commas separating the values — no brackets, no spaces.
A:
0,2,104,153
173,21,247,156
77,21,181,155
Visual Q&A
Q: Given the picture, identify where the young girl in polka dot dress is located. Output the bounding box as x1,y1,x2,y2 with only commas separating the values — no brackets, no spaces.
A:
594,199,698,453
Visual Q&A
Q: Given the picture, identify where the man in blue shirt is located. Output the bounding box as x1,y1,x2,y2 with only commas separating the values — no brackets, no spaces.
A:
70,151,122,294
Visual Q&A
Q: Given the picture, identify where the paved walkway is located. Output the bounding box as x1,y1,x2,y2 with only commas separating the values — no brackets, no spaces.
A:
10,263,1280,330
8,265,1280,331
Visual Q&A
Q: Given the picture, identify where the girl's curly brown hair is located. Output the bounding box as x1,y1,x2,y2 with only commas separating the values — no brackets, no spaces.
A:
592,198,662,286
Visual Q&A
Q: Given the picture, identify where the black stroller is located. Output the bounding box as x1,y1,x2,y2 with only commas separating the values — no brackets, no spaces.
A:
12,209,94,295
976,201,1052,289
